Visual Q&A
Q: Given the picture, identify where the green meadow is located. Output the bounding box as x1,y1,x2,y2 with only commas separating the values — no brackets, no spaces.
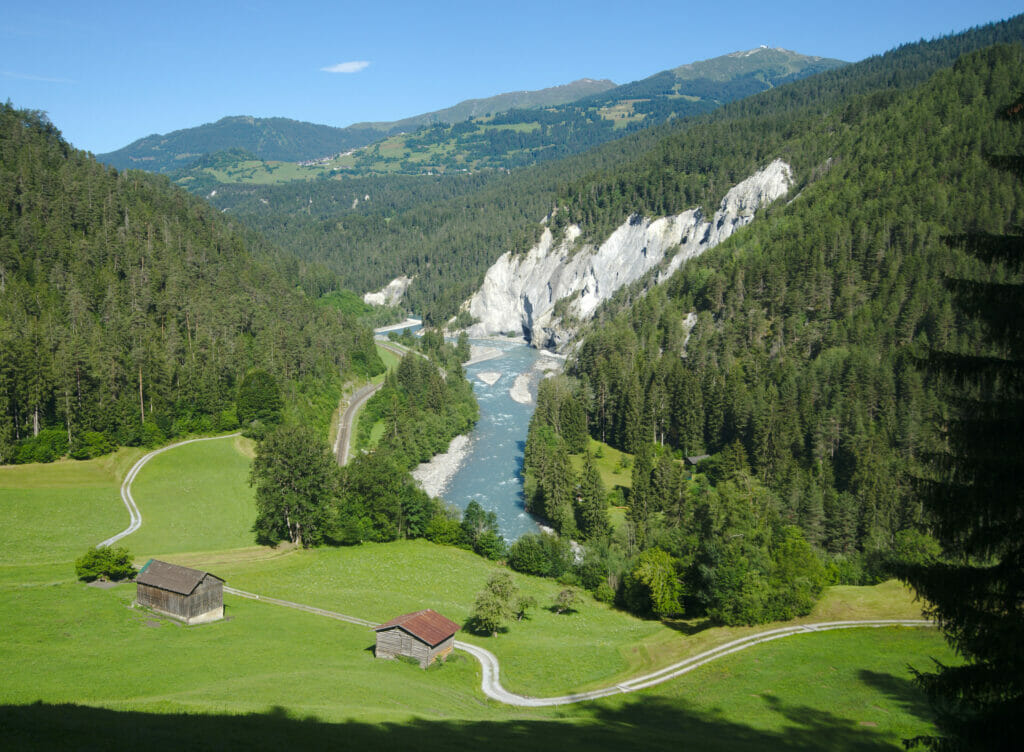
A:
121,436,256,556
0,436,958,750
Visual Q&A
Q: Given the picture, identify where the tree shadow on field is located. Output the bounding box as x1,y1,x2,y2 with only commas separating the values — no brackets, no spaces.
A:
857,669,935,722
2,693,922,752
659,615,716,637
461,615,509,637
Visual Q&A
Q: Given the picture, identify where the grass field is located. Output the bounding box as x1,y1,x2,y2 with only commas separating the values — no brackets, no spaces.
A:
0,436,957,749
120,436,256,557
0,448,144,569
569,438,633,492
0,575,953,750
376,342,402,373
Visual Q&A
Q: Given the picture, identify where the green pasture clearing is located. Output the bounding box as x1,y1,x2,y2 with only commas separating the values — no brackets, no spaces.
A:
0,580,492,722
197,160,324,186
0,573,952,750
367,420,386,448
598,101,646,129
356,342,404,442
0,448,144,568
214,539,929,699
569,438,632,491
218,540,666,695
376,342,402,372
603,625,956,749
479,122,541,133
0,431,954,749
119,436,256,557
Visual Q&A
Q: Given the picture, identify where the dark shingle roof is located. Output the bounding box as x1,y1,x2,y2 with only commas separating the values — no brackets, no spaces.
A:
375,609,460,646
136,559,223,595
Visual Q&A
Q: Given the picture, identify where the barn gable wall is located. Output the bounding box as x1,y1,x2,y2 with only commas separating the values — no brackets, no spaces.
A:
376,627,452,668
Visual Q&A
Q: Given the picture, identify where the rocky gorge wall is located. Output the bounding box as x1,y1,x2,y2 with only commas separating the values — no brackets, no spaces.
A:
464,159,794,349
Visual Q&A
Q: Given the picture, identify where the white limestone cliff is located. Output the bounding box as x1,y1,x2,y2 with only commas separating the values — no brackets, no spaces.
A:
364,275,413,306
465,159,793,349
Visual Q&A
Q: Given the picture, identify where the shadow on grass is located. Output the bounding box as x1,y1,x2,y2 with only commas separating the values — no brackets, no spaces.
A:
858,669,935,722
659,615,716,636
2,694,917,752
461,616,509,637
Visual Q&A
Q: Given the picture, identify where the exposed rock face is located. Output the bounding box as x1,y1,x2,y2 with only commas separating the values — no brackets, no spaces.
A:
466,160,793,349
364,275,413,306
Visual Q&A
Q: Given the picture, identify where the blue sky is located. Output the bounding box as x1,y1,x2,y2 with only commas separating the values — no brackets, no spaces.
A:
2,1,1021,154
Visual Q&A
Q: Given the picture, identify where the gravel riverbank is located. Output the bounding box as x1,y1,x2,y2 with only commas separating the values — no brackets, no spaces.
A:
411,434,472,497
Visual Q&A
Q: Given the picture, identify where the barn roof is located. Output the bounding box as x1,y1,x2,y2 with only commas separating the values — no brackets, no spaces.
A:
375,609,460,646
136,559,223,595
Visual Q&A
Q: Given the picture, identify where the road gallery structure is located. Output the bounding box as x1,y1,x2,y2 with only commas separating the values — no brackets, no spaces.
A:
375,609,460,668
135,559,225,625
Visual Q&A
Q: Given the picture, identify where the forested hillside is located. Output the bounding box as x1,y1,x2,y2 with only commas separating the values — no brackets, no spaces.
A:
520,44,1024,620
0,104,382,463
98,80,618,175
214,16,1024,323
97,115,385,173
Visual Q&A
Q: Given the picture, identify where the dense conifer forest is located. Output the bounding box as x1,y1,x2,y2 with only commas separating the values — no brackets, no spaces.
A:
518,43,1024,626
0,104,383,463
355,330,478,470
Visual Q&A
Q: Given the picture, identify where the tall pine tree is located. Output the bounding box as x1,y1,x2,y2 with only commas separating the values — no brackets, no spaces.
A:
901,95,1024,751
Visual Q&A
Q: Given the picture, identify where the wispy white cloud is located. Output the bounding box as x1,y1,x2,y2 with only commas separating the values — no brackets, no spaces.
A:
320,61,370,74
1,70,75,84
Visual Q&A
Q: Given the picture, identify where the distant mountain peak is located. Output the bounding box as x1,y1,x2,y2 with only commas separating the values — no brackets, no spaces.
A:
671,47,846,81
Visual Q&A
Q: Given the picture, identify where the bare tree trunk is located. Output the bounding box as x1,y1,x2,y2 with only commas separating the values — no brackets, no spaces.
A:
138,366,145,423
65,389,72,445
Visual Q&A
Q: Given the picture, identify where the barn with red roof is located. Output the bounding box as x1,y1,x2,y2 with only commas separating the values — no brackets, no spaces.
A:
374,609,460,668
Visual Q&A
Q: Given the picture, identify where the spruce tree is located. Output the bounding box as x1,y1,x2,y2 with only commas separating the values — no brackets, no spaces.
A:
576,451,609,541
900,97,1024,751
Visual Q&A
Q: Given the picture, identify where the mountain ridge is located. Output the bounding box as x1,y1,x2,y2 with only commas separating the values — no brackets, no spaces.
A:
96,78,618,173
98,48,844,181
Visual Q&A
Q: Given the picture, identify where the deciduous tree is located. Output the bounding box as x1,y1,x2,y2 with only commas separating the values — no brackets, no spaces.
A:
250,425,338,547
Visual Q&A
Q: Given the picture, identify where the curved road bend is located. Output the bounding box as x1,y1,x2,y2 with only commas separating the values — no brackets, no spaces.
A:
97,433,241,549
114,434,935,707
333,341,414,466
226,584,933,707
335,383,384,466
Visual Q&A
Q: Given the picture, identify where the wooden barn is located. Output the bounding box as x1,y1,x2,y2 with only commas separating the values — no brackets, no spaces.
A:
375,609,460,668
135,559,225,625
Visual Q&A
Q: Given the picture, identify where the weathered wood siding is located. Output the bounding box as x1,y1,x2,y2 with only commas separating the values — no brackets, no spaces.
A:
137,583,189,618
428,635,454,665
187,576,223,621
135,574,223,624
376,627,449,668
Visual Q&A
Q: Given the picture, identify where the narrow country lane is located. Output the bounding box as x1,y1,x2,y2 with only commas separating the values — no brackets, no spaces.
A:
335,383,383,466
97,433,241,549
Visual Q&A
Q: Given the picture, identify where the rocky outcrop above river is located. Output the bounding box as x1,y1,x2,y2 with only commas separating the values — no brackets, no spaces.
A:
364,275,413,306
464,160,793,349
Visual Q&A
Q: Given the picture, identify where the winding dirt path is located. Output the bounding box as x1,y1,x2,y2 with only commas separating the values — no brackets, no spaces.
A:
115,437,935,707
97,433,241,548
226,582,931,707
